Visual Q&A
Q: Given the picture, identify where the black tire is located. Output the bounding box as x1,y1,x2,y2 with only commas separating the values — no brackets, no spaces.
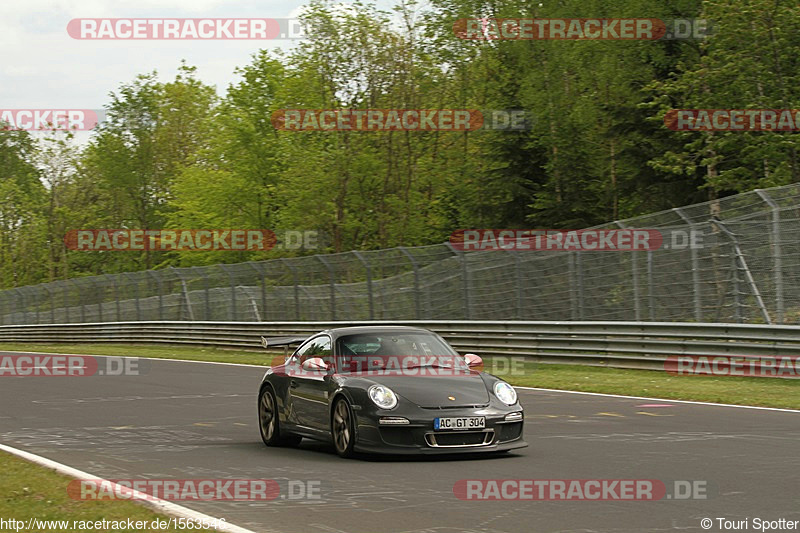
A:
259,387,302,447
331,397,356,458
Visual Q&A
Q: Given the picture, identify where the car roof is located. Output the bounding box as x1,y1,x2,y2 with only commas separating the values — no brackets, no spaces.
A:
321,325,434,338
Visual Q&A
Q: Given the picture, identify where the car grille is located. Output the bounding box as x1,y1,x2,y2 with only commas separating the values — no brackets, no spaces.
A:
497,422,523,442
425,430,495,447
380,427,416,446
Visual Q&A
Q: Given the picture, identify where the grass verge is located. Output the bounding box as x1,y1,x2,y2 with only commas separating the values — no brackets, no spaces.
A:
0,342,268,366
503,359,800,410
0,451,209,532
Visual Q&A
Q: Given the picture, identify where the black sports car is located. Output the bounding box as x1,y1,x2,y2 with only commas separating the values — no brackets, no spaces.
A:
257,326,526,457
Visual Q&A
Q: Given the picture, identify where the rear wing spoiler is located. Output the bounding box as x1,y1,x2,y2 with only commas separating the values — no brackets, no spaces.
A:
260,335,308,357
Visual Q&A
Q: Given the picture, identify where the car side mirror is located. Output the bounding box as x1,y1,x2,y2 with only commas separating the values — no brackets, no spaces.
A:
302,357,329,372
464,353,483,368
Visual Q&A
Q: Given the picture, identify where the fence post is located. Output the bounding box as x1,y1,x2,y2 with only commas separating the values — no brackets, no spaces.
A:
219,265,237,321
647,250,655,320
147,271,164,321
174,268,195,321
4,291,11,324
63,281,71,323
618,221,641,321
512,252,523,319
298,285,314,319
673,208,702,321
28,287,36,324
4,291,12,324
5,291,12,324
199,267,210,321
0,292,5,325
755,189,783,324
246,262,265,322
20,288,31,324
732,252,742,323
21,287,35,324
19,288,27,324
316,256,336,320
69,279,85,322
352,251,374,320
567,251,585,320
712,219,771,324
24,288,37,324
567,252,578,320
124,273,141,321
7,291,14,324
576,252,585,319
37,286,43,324
243,287,262,321
6,291,13,324
105,274,120,322
398,247,421,320
445,243,471,319
280,259,300,320
46,284,55,324
12,289,24,324
94,278,102,322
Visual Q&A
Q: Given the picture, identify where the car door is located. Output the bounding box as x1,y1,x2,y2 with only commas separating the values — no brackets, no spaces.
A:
289,335,333,432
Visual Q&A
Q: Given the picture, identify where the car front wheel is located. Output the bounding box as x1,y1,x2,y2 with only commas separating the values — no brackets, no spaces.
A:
331,397,356,458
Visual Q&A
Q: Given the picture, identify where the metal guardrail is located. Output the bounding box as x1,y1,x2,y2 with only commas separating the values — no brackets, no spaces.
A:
1,320,799,372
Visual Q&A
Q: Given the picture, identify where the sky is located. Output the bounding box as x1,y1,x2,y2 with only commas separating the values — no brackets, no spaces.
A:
0,0,312,114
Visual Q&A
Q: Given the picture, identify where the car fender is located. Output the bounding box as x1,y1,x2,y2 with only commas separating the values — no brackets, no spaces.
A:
261,374,294,423
329,386,362,440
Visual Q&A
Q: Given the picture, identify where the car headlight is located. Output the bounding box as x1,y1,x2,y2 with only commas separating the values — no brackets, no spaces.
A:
368,385,398,409
493,381,517,405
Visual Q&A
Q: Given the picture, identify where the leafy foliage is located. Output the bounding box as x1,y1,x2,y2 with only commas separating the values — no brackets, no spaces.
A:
1,0,796,288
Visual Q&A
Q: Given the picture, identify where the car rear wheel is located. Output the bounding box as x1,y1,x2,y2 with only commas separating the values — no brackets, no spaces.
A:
331,397,356,458
259,387,302,447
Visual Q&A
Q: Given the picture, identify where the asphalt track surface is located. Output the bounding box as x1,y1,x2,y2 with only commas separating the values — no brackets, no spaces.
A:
0,353,798,533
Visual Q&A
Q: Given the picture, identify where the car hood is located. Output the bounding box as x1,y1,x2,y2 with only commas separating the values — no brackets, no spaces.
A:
370,373,490,408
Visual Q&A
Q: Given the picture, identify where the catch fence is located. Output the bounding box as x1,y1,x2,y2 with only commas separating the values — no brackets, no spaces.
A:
2,185,800,325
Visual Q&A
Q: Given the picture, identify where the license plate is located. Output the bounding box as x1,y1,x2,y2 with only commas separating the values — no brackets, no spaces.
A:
434,417,485,430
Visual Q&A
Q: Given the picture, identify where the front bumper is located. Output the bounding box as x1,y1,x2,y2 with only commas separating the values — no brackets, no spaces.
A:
352,403,527,455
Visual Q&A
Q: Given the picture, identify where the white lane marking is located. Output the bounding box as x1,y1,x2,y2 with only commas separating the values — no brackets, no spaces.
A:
0,443,257,533
515,386,800,413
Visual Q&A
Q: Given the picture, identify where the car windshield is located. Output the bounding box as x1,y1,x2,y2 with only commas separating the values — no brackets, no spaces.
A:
337,332,466,373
